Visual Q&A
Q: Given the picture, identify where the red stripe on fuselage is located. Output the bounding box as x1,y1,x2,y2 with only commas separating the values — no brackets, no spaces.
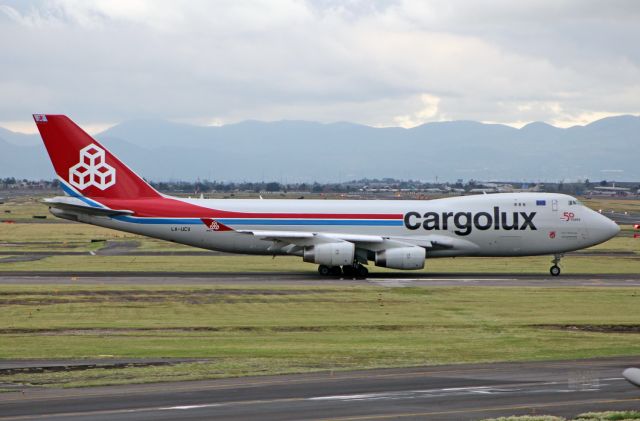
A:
97,197,402,219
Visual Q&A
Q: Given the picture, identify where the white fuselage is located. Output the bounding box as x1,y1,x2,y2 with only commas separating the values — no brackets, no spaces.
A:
70,192,619,259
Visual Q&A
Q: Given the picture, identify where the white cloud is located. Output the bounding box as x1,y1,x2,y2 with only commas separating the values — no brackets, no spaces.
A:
0,0,638,131
393,94,441,128
550,111,626,129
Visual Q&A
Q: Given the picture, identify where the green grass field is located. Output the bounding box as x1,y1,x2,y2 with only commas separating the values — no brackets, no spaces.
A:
2,284,640,387
480,411,640,421
582,198,640,213
0,196,53,221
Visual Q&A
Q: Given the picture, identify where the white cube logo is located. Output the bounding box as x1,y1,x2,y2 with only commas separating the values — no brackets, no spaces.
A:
81,145,104,167
68,145,116,190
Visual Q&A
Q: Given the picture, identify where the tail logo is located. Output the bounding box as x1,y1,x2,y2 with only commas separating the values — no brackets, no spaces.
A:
68,145,116,190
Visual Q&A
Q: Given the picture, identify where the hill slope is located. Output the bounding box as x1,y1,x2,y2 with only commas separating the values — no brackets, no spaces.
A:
2,116,638,182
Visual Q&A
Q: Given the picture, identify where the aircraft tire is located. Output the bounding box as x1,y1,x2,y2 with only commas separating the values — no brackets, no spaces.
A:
355,264,369,279
329,266,342,276
342,265,355,278
318,265,331,276
550,265,561,276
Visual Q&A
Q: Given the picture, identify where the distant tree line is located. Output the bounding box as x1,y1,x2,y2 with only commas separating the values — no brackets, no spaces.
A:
1,177,638,196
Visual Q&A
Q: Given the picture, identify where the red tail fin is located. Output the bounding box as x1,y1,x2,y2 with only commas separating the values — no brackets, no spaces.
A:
33,114,160,199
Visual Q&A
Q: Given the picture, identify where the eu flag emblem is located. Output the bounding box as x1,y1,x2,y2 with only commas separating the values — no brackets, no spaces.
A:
536,200,546,206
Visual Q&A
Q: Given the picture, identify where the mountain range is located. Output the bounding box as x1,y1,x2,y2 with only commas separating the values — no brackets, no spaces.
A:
1,115,638,182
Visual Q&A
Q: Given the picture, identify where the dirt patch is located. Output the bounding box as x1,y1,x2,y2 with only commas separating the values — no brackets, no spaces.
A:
0,359,208,376
0,255,46,264
535,324,640,333
0,288,339,305
0,324,425,335
0,288,333,297
0,242,68,246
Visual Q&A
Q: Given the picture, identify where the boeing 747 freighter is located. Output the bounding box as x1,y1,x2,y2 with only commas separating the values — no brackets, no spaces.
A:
33,114,620,278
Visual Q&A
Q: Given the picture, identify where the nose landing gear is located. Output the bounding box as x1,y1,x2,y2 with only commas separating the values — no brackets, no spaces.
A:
550,254,563,276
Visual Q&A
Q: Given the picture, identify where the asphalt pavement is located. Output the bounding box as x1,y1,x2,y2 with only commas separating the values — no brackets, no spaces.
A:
0,272,639,287
1,357,639,420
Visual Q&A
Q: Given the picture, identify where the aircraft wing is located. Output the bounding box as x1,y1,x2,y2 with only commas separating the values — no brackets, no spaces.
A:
236,229,439,253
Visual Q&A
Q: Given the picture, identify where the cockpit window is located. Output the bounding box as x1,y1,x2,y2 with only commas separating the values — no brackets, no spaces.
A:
568,200,582,206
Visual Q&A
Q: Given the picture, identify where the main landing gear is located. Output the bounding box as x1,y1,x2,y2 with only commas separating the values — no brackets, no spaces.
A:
318,264,368,279
317,265,343,277
550,253,563,276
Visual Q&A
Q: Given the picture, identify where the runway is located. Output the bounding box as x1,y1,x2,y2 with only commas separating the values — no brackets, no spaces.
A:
1,272,640,287
1,357,639,420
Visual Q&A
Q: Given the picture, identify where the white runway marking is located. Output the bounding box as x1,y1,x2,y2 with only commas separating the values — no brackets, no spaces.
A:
307,379,625,403
370,278,520,287
377,278,520,282
160,403,223,410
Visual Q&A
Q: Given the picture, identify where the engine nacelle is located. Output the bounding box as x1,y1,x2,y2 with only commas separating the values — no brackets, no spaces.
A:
303,242,355,266
375,247,425,270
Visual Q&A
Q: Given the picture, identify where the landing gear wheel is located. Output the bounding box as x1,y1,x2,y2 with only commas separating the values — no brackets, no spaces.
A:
329,266,342,276
318,265,331,276
342,264,368,279
549,253,563,277
355,264,369,279
342,265,355,278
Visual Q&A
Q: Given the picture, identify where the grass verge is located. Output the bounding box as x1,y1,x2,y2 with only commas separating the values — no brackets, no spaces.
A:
2,285,640,387
0,253,638,274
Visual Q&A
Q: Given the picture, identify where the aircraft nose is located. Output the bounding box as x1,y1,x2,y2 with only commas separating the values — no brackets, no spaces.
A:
593,213,620,242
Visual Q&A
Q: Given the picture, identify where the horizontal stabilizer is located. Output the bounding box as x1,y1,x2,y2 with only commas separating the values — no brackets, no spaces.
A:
43,197,134,217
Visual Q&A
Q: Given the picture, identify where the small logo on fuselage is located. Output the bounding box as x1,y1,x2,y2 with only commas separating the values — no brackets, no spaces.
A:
201,218,232,232
68,145,116,190
561,211,581,222
404,207,537,236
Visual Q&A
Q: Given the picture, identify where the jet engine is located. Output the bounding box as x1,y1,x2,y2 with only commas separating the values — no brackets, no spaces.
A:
303,242,355,266
375,247,425,270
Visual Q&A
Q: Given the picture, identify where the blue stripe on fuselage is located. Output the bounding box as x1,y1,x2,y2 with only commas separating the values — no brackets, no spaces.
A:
113,216,201,224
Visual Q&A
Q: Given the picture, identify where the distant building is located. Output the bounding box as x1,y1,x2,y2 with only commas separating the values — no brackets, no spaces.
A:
592,185,631,197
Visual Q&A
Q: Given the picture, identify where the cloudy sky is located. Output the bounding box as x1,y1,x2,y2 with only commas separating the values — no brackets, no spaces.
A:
1,0,638,133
